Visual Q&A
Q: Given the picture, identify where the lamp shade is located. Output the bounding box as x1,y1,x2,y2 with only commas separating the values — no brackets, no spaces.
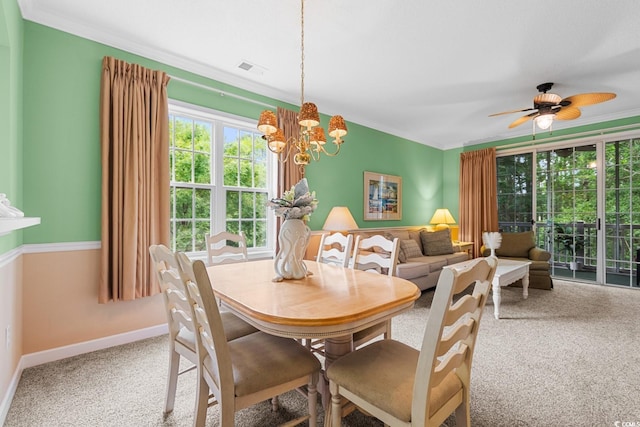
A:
298,102,320,128
430,208,456,230
328,115,348,140
322,206,358,231
257,110,278,135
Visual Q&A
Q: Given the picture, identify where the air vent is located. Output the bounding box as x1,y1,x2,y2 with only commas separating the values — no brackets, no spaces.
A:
237,60,267,75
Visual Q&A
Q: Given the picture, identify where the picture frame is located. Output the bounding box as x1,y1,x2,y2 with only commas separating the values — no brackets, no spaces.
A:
363,171,402,220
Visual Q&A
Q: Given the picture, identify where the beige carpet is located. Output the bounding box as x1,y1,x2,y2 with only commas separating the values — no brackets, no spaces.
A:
5,279,640,426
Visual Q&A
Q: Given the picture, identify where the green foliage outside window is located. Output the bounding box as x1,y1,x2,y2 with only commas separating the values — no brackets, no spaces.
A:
169,110,271,253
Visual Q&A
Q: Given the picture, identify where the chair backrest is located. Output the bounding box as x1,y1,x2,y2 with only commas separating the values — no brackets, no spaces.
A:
351,234,400,276
176,253,234,403
206,231,248,266
149,245,196,340
412,257,497,425
316,232,354,268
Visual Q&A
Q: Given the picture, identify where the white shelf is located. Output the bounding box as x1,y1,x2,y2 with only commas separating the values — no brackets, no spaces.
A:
0,217,41,236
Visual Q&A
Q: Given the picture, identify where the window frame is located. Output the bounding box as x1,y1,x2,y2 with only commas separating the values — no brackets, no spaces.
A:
168,100,277,260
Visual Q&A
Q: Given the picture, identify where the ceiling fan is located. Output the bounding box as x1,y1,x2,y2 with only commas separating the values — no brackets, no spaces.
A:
489,82,616,130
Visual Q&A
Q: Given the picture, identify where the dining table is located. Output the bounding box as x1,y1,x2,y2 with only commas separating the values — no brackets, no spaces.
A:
206,258,421,410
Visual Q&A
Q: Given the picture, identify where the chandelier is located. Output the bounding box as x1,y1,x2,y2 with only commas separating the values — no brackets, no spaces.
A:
257,0,347,166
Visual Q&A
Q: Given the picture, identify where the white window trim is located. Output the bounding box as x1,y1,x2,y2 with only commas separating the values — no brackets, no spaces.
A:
168,99,278,259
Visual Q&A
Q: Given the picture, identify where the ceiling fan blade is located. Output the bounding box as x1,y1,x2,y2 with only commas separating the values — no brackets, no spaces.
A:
555,107,582,121
508,113,537,128
561,92,616,108
489,108,535,117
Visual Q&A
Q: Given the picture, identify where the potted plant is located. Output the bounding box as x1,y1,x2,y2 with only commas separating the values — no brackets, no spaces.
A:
552,225,585,269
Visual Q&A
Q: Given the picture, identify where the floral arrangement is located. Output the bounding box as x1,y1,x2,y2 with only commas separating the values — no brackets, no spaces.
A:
267,178,318,221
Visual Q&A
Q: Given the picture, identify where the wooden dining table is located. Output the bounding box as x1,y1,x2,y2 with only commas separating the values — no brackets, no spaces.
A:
206,258,421,408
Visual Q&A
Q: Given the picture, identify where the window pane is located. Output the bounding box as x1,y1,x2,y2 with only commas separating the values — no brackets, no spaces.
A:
194,121,211,152
175,188,193,219
195,221,209,251
224,127,239,156
174,150,193,183
255,220,267,247
174,117,192,150
224,157,238,186
194,153,211,184
239,131,253,158
195,189,210,219
226,191,239,219
239,159,253,187
241,192,254,218
175,220,193,252
255,192,268,218
241,221,253,246
254,160,267,188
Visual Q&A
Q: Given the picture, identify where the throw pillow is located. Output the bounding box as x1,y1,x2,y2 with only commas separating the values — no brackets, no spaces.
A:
420,229,454,256
400,239,423,259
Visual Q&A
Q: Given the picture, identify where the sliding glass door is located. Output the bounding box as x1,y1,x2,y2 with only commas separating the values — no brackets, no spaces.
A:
497,135,640,288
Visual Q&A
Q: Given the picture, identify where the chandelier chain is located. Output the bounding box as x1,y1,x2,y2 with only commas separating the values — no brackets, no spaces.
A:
300,0,305,106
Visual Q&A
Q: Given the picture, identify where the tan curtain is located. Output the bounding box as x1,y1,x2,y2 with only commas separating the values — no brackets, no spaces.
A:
458,147,498,258
99,56,170,303
275,107,304,251
277,107,304,191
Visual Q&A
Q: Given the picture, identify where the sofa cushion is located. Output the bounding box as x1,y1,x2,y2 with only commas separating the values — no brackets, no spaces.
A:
400,239,423,259
406,255,448,273
420,229,454,256
395,261,431,280
495,231,535,258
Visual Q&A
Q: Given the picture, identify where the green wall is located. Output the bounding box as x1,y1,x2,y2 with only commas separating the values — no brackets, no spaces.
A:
0,0,23,254
21,21,445,244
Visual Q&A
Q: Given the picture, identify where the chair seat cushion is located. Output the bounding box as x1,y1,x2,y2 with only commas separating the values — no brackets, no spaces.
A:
327,340,418,422
206,332,321,397
327,339,464,422
220,311,259,341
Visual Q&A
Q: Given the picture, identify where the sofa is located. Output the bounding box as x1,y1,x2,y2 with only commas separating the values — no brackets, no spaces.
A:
351,227,469,291
480,230,553,290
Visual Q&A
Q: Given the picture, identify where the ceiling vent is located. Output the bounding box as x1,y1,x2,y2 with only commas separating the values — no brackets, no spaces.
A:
237,60,266,75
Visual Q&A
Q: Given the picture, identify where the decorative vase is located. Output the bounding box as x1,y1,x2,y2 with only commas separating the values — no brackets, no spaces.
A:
273,219,311,281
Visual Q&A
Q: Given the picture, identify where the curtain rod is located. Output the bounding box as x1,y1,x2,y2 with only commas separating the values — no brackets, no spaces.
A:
168,75,277,110
496,123,640,152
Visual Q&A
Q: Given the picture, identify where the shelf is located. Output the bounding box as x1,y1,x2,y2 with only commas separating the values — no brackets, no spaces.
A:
0,217,41,236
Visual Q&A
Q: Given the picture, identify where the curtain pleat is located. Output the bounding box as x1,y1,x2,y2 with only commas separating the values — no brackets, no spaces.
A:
458,147,498,258
275,107,304,251
99,56,170,303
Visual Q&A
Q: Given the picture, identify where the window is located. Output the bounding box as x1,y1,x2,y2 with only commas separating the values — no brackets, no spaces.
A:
168,102,275,256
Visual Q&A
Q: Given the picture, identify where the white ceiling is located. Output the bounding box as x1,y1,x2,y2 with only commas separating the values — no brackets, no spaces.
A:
18,0,640,149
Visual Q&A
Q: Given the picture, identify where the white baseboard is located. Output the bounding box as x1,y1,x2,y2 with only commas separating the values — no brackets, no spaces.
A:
20,323,168,369
0,324,168,425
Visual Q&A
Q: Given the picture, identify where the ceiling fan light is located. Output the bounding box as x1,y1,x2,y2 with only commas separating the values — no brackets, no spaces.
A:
535,113,555,130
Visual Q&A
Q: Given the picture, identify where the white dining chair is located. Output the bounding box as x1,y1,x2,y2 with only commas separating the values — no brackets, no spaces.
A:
148,245,257,415
205,231,248,266
316,232,354,268
176,253,321,427
350,234,400,348
328,257,497,426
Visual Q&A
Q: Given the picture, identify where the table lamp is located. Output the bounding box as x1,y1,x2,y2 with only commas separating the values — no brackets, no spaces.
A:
322,206,359,232
429,208,456,231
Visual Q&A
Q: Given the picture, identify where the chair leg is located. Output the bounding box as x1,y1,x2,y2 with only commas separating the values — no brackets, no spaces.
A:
193,371,209,427
454,396,471,427
164,347,180,414
329,380,342,427
308,373,318,427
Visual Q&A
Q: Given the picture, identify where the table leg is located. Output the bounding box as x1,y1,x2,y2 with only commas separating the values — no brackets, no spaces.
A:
492,282,501,319
321,335,353,409
522,271,529,299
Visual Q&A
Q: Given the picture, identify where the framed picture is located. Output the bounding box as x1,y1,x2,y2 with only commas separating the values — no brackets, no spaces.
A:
363,171,402,220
